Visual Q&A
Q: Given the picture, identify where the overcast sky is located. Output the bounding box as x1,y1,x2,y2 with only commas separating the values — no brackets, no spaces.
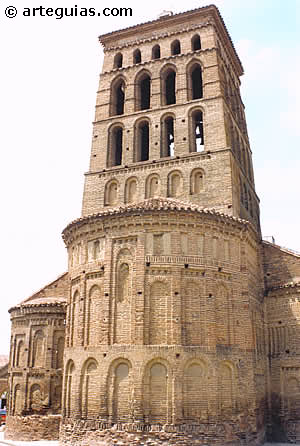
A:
0,0,299,354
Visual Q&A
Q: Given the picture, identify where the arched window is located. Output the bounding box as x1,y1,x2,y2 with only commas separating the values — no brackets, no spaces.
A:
171,39,181,55
191,34,201,51
219,363,234,416
110,78,125,116
65,361,75,417
135,120,150,162
105,180,119,206
149,363,168,422
161,116,175,157
152,44,160,60
133,49,141,64
190,110,204,152
108,125,123,167
81,360,98,418
125,177,138,203
114,52,123,68
111,362,131,422
188,63,203,100
190,168,204,194
32,330,44,367
16,340,25,367
168,170,183,198
135,72,151,111
161,67,176,105
146,174,161,198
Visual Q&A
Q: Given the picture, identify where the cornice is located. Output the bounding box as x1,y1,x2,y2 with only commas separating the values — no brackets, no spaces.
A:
102,23,211,53
98,5,243,77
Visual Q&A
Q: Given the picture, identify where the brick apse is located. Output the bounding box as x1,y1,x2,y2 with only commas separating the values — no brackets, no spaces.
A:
6,5,300,445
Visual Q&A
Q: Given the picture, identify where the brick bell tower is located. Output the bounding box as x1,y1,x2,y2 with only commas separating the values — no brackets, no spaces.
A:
61,5,266,446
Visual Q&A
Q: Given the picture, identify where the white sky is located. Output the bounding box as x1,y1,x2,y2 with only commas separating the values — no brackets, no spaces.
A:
0,0,299,354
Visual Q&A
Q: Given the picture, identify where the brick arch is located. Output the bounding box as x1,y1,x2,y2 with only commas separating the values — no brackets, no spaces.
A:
87,285,102,346
70,290,80,347
186,58,203,101
190,168,205,195
191,33,201,51
182,359,208,422
218,360,236,418
107,121,125,168
16,339,26,367
110,74,126,116
64,360,75,418
80,358,99,418
145,173,161,199
188,106,205,152
113,248,133,344
160,64,177,106
124,176,138,203
167,169,184,198
12,383,22,415
32,329,45,367
142,358,172,424
107,358,133,423
104,178,119,206
133,116,151,162
134,68,152,111
160,111,176,158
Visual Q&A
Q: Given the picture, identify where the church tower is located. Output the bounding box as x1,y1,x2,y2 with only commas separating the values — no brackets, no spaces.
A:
61,5,266,445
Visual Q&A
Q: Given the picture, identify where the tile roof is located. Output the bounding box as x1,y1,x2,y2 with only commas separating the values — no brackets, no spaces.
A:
63,197,250,237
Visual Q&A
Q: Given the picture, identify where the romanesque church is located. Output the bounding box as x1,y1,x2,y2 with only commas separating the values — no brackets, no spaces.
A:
6,5,300,445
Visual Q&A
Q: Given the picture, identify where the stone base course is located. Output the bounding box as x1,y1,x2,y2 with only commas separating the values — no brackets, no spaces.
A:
5,415,61,441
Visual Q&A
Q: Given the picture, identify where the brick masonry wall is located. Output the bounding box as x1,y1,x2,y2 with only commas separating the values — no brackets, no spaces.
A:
60,206,266,445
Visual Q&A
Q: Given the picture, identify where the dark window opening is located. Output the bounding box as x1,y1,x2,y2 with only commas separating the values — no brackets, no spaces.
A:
191,34,201,51
114,53,123,69
111,127,123,166
171,40,181,55
137,122,149,162
165,71,176,105
116,82,125,115
163,117,174,157
133,49,141,64
152,45,161,60
191,65,203,99
140,76,151,110
192,111,204,152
